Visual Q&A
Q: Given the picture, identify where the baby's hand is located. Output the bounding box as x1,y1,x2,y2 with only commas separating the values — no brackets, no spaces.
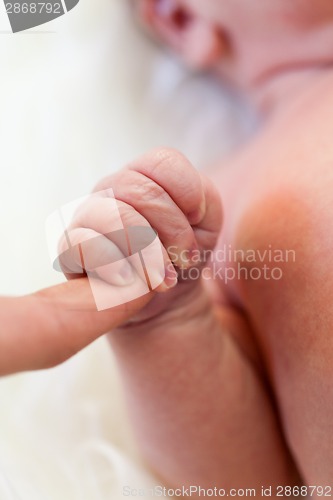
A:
0,149,222,375
60,148,222,320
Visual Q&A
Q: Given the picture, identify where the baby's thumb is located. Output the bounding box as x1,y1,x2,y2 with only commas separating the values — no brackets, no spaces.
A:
0,277,152,376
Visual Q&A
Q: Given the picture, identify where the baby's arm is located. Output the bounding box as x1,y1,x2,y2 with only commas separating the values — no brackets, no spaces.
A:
67,149,297,490
109,282,295,491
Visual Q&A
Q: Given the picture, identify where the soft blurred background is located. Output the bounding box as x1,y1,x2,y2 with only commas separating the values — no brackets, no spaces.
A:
0,0,255,498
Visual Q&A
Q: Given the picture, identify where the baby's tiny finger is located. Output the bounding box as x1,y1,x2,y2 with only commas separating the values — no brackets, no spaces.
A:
58,228,136,287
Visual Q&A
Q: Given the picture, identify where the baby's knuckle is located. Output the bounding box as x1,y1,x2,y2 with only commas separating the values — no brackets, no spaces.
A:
152,147,189,172
123,172,167,206
138,178,166,203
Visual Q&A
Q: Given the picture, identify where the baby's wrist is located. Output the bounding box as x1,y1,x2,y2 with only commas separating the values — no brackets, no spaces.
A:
110,278,218,337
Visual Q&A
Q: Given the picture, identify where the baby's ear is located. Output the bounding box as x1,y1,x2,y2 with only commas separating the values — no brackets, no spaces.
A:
138,0,227,70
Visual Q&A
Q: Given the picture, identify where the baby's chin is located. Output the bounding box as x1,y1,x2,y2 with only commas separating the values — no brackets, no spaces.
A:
213,18,333,111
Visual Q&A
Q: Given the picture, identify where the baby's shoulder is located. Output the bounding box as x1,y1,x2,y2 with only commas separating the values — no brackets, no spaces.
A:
213,86,333,307
226,78,333,256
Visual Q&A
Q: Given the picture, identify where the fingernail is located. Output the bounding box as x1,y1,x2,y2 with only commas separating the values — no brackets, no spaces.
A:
115,260,135,286
153,264,178,291
176,241,199,269
164,263,178,288
175,250,191,269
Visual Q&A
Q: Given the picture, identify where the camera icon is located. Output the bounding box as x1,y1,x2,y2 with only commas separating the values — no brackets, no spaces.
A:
45,189,165,311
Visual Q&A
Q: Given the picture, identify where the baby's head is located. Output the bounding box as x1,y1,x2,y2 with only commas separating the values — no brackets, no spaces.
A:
135,0,333,101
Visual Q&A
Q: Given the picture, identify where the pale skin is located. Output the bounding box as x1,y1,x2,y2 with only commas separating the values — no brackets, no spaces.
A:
1,0,333,494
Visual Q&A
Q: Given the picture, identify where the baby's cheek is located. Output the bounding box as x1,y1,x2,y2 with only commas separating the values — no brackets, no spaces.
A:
279,0,333,29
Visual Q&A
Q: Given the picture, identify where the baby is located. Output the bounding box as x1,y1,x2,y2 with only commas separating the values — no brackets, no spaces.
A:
1,0,333,494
